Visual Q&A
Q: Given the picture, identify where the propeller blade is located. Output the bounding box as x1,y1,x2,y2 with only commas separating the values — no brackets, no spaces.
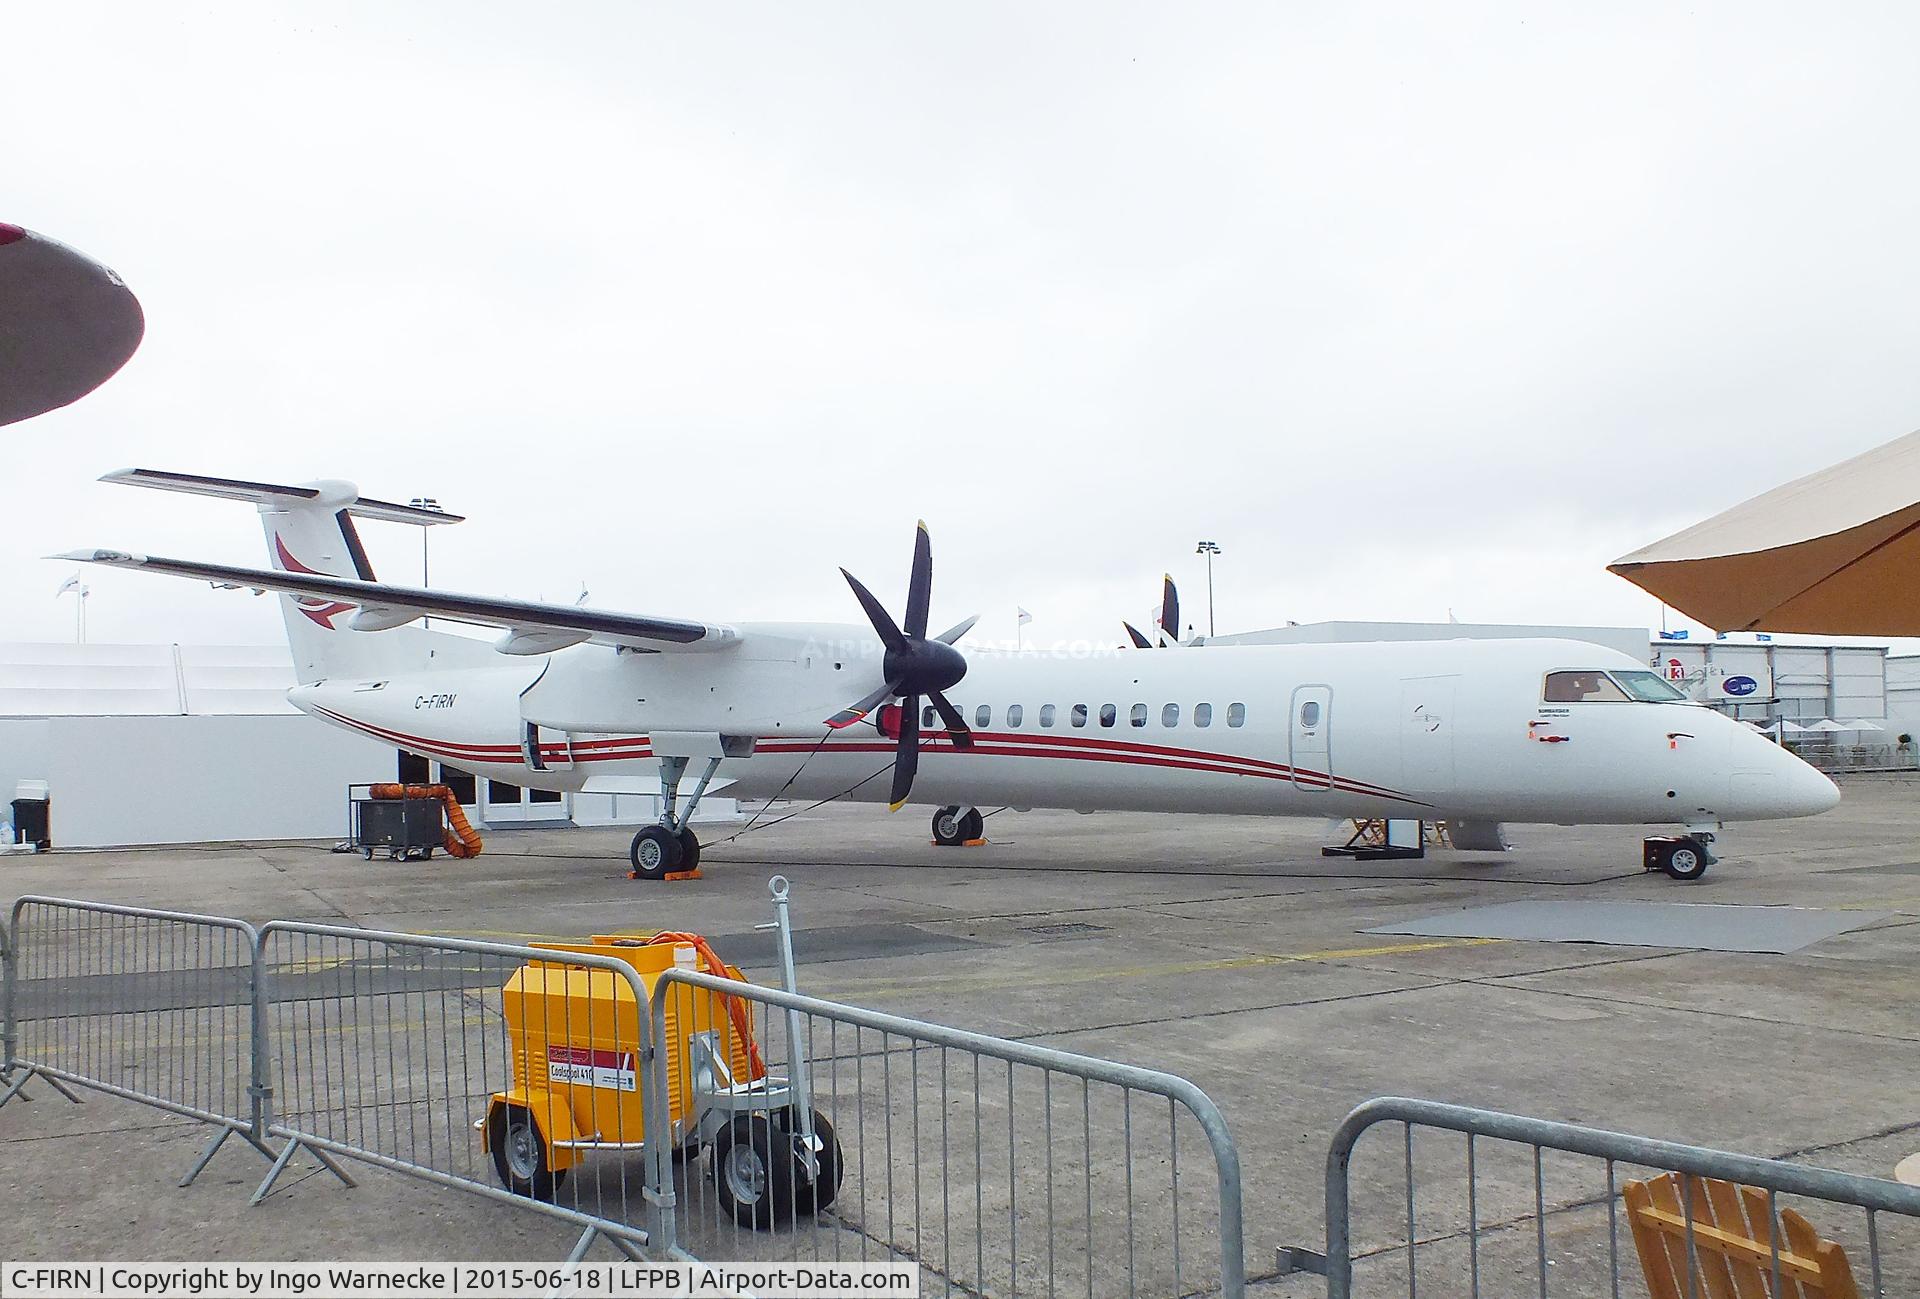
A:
928,689,974,749
904,521,933,639
841,568,907,652
933,614,978,645
1123,621,1153,650
826,679,900,729
1160,575,1179,648
889,695,921,809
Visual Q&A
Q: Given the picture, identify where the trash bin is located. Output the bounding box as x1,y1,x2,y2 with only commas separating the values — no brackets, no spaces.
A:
12,779,50,851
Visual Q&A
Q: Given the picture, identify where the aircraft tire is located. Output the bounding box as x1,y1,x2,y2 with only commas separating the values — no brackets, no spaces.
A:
931,806,968,846
630,825,682,880
1663,839,1709,881
958,807,984,841
677,827,701,871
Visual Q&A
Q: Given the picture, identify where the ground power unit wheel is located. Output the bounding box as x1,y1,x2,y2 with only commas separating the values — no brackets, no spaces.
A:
711,1109,844,1228
490,1106,569,1201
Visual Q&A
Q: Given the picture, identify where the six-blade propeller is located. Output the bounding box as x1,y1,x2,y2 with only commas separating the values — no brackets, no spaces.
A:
827,522,977,809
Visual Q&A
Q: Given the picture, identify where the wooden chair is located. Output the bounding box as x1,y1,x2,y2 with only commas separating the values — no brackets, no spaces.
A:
1623,1171,1860,1299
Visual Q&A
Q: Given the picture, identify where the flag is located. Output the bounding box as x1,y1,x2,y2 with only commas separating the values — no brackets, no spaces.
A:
1658,629,1689,640
1016,607,1032,626
54,575,80,597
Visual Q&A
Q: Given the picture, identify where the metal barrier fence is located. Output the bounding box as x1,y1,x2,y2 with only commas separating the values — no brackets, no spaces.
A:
649,965,1248,1298
0,896,293,1185
252,921,673,1261
1285,1096,1920,1299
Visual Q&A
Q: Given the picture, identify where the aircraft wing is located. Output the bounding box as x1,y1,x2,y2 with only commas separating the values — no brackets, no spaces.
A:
55,549,740,654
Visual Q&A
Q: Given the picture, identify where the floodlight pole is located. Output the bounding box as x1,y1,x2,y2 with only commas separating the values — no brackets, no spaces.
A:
1195,541,1222,637
409,496,441,627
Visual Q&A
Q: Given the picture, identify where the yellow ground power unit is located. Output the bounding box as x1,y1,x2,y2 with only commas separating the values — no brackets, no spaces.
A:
480,885,841,1228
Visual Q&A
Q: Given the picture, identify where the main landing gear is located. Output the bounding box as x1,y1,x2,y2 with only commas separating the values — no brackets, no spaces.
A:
630,755,722,881
1644,829,1718,881
931,805,983,846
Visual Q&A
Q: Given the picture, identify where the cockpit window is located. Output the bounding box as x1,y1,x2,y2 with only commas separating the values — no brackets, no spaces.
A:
1611,670,1690,703
1543,671,1630,703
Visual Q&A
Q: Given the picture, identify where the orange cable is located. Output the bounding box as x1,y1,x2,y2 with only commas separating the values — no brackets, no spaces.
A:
645,931,767,1080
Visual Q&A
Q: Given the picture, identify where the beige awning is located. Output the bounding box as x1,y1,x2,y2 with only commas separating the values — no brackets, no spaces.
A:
1608,429,1920,635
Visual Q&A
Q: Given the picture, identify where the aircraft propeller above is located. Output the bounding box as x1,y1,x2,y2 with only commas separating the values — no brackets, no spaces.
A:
1124,575,1181,649
0,224,145,427
828,522,978,809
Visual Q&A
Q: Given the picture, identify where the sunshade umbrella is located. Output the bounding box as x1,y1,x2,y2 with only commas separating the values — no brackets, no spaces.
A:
1777,720,1811,734
1808,718,1849,733
1609,429,1920,634
1843,718,1886,732
0,223,144,427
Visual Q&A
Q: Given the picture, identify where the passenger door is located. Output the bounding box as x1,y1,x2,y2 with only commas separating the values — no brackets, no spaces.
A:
1289,685,1333,790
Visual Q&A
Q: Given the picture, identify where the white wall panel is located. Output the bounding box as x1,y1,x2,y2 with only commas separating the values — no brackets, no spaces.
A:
43,715,395,847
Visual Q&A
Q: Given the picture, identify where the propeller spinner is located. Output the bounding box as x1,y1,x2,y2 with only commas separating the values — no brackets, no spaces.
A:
826,522,978,809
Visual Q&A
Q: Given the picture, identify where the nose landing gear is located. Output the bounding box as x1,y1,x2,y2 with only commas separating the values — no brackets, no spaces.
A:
1644,830,1717,881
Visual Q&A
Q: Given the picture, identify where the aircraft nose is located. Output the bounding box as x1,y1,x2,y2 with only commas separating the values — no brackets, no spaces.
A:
1783,755,1842,817
1733,736,1841,819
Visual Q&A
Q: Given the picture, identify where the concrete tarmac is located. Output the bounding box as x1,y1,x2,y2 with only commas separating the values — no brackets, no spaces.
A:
1,777,1915,1294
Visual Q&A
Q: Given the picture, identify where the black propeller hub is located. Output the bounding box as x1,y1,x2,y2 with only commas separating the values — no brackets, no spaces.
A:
885,638,966,695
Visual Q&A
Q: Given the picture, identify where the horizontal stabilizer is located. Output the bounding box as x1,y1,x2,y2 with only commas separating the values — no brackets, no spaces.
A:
101,469,464,526
53,549,740,654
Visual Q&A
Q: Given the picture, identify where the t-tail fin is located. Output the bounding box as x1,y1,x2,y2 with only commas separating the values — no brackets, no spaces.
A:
100,469,482,684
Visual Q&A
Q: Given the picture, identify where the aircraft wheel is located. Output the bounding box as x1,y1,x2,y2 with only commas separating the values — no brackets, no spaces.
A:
958,807,984,841
629,825,682,880
1663,838,1709,881
932,806,967,846
677,827,701,871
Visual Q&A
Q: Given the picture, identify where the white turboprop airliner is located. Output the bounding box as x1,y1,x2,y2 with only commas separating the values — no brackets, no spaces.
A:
59,471,1839,880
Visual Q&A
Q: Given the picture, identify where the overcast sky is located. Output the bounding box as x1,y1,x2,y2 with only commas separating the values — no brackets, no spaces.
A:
6,3,1919,653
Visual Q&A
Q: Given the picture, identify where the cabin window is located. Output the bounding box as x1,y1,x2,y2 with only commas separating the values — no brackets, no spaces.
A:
1008,704,1024,727
923,704,938,728
1612,670,1690,703
1099,703,1117,727
975,704,991,728
1071,703,1089,728
1130,703,1148,727
1039,704,1056,728
1162,703,1179,727
1227,702,1247,727
1194,702,1213,728
1543,671,1630,703
1299,700,1321,727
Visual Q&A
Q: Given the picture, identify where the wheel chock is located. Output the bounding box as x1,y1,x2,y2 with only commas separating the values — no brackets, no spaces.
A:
963,838,988,847
664,868,703,881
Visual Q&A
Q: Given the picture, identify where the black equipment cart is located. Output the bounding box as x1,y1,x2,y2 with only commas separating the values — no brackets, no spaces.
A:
349,784,445,860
